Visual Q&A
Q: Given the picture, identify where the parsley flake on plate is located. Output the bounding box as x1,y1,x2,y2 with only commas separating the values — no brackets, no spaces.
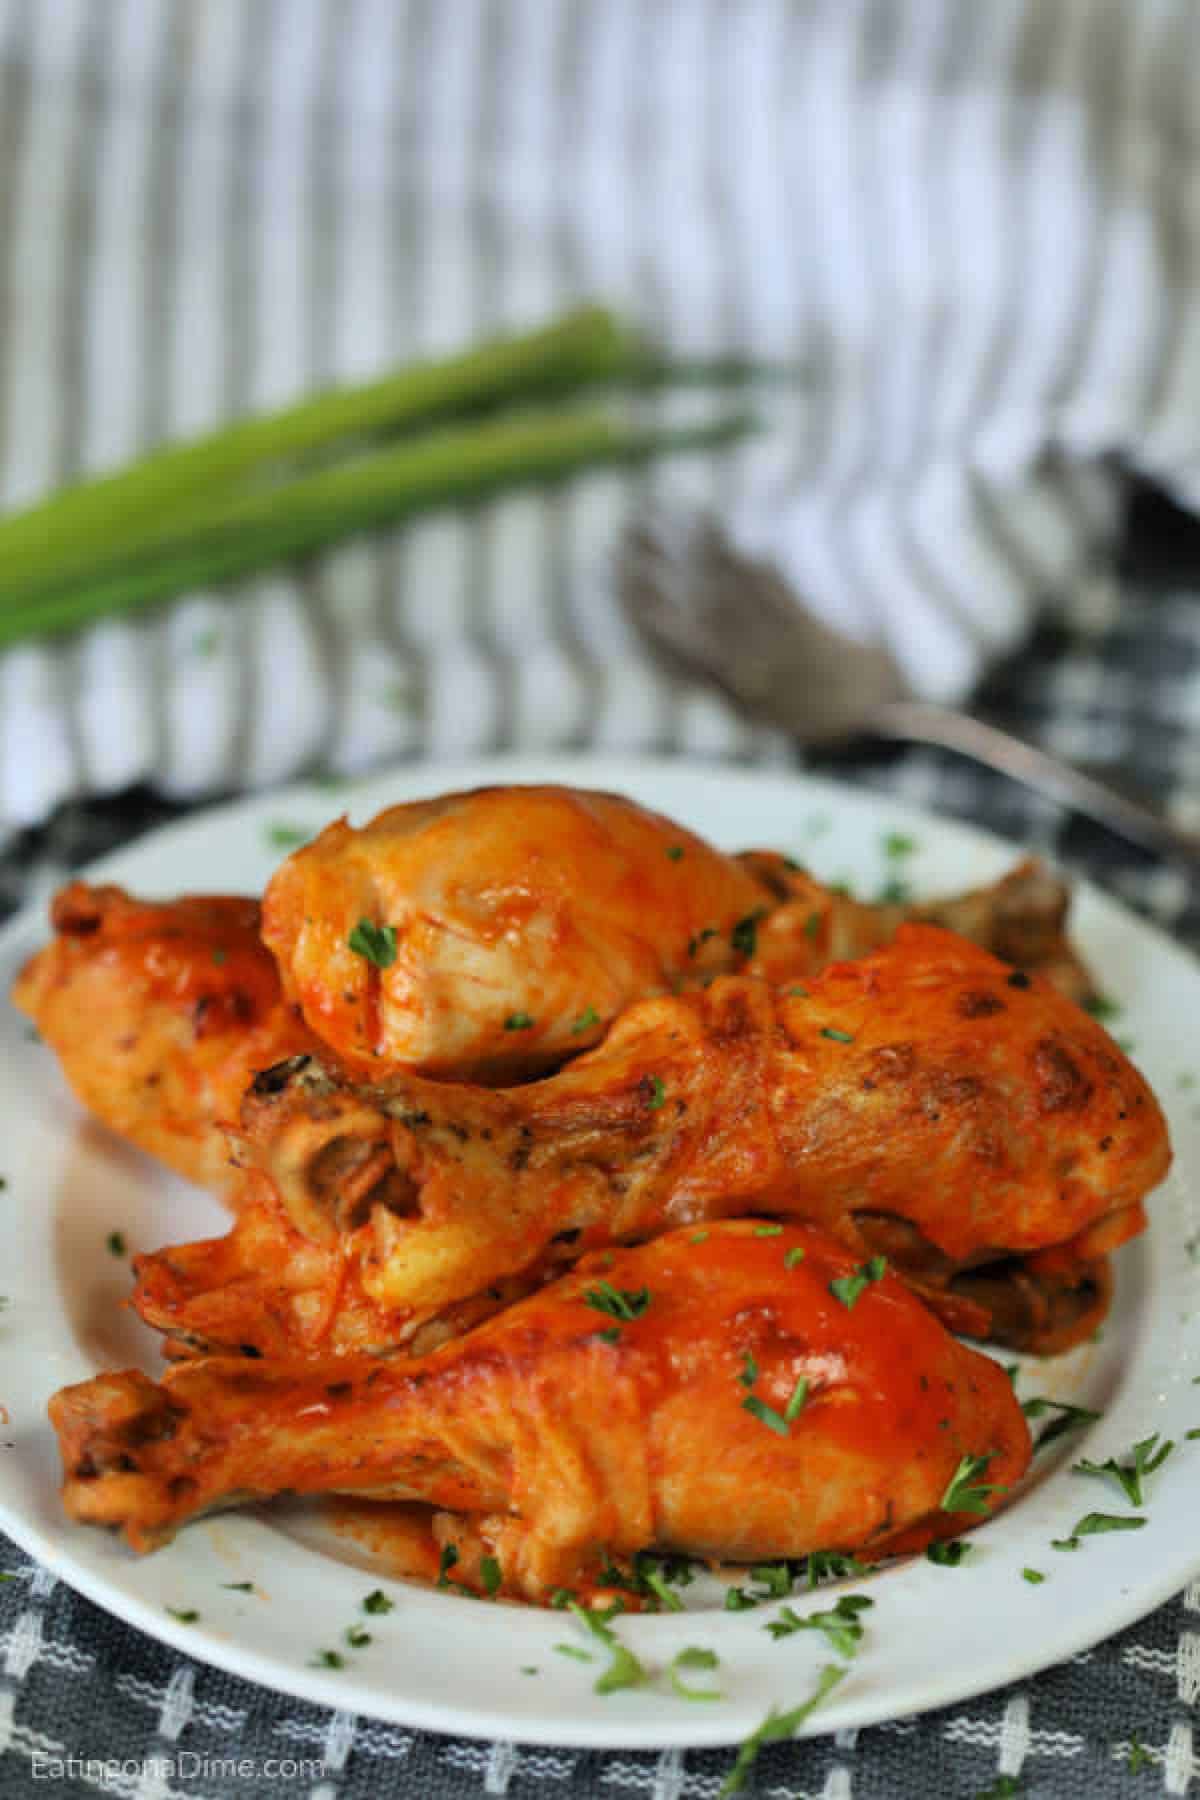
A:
344,1624,372,1648
106,1230,126,1257
504,1011,535,1031
719,1665,846,1796
571,1005,600,1034
1051,1512,1147,1552
265,822,311,851
1020,1396,1101,1452
820,1026,855,1044
926,1539,970,1567
643,1074,667,1109
765,1593,872,1657
566,1600,649,1695
669,1646,721,1702
362,1588,393,1614
940,1452,1003,1515
1072,1432,1173,1506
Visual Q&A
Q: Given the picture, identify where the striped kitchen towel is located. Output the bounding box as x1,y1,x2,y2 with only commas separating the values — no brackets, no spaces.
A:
0,0,1198,833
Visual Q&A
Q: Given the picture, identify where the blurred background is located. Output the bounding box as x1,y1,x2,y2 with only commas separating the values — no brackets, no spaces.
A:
3,0,1200,931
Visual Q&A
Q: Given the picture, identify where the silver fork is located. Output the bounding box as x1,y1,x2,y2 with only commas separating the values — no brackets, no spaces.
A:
618,515,1200,871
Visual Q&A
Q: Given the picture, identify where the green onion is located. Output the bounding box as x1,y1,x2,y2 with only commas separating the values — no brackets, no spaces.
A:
0,403,754,650
0,308,635,609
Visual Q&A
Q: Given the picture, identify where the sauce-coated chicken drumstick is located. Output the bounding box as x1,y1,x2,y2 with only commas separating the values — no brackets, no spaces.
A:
12,883,314,1193
51,1222,1032,1600
134,927,1165,1360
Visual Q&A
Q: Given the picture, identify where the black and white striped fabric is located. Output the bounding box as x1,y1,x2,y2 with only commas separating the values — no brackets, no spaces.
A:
3,0,1200,833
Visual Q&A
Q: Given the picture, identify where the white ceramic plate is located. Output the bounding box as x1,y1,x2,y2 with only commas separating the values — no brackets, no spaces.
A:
2,753,1199,1752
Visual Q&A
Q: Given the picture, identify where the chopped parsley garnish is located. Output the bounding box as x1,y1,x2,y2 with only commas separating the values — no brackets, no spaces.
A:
584,1282,651,1323
765,1594,873,1656
974,1780,1020,1800
571,1006,600,1034
595,1326,622,1345
521,1665,539,1676
876,878,911,905
265,822,311,851
344,1624,372,1648
167,1607,199,1623
738,1351,759,1389
803,911,821,941
800,1551,867,1588
926,1539,970,1567
754,1223,783,1237
941,1452,1002,1515
348,919,397,968
690,1230,710,1244
1051,1512,1146,1551
829,1255,887,1310
504,1011,535,1031
784,1377,809,1423
311,1649,343,1669
639,1569,684,1612
719,1665,846,1796
669,1647,721,1702
687,926,719,958
731,908,768,958
566,1600,648,1695
643,1074,666,1109
1128,1731,1150,1773
222,1581,254,1593
554,1643,594,1662
883,832,916,859
480,1556,502,1598
1083,993,1121,1021
666,846,685,862
785,1246,806,1268
820,1026,855,1044
742,1394,792,1437
1186,1429,1200,1441
1071,1432,1173,1506
436,1544,460,1589
106,1230,127,1257
1022,1568,1045,1585
1020,1396,1101,1451
363,1588,393,1614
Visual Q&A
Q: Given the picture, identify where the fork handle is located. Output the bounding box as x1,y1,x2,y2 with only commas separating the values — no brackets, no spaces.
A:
871,700,1200,872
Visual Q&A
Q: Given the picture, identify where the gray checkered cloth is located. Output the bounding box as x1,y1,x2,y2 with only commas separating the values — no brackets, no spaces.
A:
4,500,1200,1798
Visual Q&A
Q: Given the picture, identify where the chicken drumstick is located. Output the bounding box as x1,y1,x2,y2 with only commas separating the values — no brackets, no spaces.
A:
52,1221,1032,1599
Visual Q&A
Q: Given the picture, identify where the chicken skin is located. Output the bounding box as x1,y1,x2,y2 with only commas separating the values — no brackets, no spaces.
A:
12,883,314,1192
13,841,1095,1195
260,784,769,1080
51,1222,1032,1597
139,927,1164,1360
261,783,1096,1084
